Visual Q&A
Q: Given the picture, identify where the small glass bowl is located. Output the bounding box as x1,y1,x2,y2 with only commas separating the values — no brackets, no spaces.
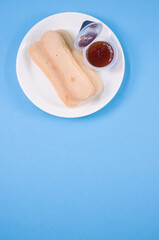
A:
82,39,119,71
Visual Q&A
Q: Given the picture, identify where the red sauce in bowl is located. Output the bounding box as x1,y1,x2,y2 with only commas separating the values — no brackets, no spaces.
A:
86,41,114,67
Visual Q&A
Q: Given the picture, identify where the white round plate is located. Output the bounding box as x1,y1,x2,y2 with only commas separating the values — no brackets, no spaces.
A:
16,12,125,118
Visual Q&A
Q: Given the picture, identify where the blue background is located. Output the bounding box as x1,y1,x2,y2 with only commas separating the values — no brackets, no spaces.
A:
0,0,159,239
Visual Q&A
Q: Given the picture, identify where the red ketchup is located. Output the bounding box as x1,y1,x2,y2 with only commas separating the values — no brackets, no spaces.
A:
86,41,114,67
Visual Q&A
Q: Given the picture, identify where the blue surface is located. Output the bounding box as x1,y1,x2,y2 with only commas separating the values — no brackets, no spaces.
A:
0,0,159,239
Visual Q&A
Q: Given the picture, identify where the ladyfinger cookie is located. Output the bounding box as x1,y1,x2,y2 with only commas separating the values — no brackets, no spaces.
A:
29,42,80,107
57,30,103,96
41,31,95,100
